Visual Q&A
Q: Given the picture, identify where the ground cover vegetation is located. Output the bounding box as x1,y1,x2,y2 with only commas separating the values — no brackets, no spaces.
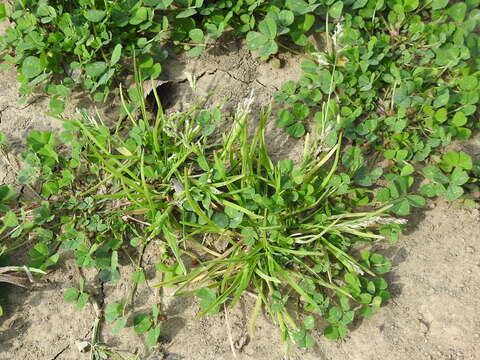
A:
0,0,479,355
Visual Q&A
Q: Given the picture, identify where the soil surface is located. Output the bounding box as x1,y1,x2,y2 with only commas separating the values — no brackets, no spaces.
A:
0,23,479,360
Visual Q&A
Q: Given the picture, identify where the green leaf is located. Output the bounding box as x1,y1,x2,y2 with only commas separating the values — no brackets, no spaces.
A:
292,103,309,120
196,287,220,315
444,184,464,200
189,29,204,43
443,152,472,170
391,199,410,216
433,89,450,108
400,164,414,176
49,97,65,115
85,62,107,77
146,326,161,347
286,0,319,14
406,195,425,208
1,185,18,207
327,306,342,323
111,318,127,335
0,4,8,21
304,315,315,330
403,0,419,11
76,292,89,308
423,166,449,184
84,10,106,22
376,187,391,202
293,330,315,347
329,1,344,19
138,55,153,69
451,112,467,127
258,17,277,39
279,10,294,26
212,212,229,228
246,31,268,49
132,270,146,283
287,123,305,138
447,2,467,22
432,0,449,10
434,108,447,123
176,9,197,18
324,325,343,339
3,211,18,227
134,314,152,334
276,109,295,128
18,167,37,185
22,56,43,79
370,254,392,274
187,46,204,57
64,287,79,303
111,44,122,66
130,7,148,24
420,183,441,198
450,168,469,186
105,302,123,322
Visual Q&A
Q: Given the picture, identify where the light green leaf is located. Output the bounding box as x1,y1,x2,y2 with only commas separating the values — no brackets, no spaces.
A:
447,2,467,22
276,109,295,128
132,270,146,283
130,7,148,25
444,184,463,200
287,123,305,138
458,75,478,91
304,315,315,330
432,0,449,10
433,89,449,108
105,302,123,322
22,56,43,79
111,318,127,335
293,329,315,347
450,168,469,186
406,195,425,208
3,211,18,227
64,287,79,303
187,46,204,57
451,111,467,127
329,1,344,18
84,10,106,22
258,17,277,39
0,4,8,20
49,97,65,115
85,62,107,77
403,0,419,11
111,44,122,65
246,31,268,49
133,314,152,334
146,326,161,347
176,8,197,18
189,29,204,43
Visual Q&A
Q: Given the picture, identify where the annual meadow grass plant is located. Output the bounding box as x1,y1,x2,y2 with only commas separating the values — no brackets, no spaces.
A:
0,76,403,349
